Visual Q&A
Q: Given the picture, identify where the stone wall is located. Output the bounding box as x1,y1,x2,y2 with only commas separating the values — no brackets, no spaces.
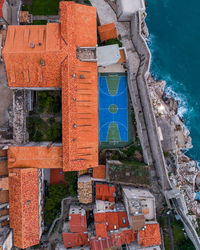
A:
129,11,200,249
129,12,171,190
13,90,29,144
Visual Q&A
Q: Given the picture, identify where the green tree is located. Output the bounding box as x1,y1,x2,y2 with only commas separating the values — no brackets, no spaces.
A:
104,38,123,47
64,171,77,196
179,239,195,250
46,121,62,142
44,184,67,225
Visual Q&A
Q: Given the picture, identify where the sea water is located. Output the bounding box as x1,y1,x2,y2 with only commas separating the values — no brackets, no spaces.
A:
146,0,200,163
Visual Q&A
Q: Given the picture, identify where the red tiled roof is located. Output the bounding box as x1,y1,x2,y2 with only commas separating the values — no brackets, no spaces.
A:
95,222,107,238
60,2,98,171
118,211,129,228
118,49,126,63
90,236,112,250
3,23,65,87
8,146,62,169
9,168,40,249
94,210,129,235
138,223,161,247
94,212,106,223
4,1,98,172
69,212,87,233
50,168,65,185
96,184,115,202
0,0,4,17
93,165,106,179
98,23,118,42
90,229,137,250
62,60,98,171
63,232,88,248
106,212,119,231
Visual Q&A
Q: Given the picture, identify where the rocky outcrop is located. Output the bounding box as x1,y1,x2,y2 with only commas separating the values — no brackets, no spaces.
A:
147,58,200,226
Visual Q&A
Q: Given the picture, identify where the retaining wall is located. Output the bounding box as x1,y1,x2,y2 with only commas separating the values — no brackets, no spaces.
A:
129,12,171,190
129,11,200,249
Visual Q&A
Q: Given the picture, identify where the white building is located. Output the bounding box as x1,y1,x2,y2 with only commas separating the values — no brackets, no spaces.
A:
116,0,145,21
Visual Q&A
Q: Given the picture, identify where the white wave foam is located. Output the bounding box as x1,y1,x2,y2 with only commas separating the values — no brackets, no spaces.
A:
147,32,193,124
165,85,189,118
197,162,200,171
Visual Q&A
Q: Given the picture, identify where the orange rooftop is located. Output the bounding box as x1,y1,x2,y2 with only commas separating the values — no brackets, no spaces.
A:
4,1,98,172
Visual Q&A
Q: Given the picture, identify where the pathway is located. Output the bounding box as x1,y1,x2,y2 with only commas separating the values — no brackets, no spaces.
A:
9,0,21,25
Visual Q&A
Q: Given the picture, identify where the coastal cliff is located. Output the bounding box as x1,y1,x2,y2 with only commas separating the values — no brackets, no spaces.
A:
148,73,200,226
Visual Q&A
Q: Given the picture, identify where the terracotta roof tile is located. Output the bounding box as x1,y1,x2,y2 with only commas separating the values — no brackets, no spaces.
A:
3,24,66,88
60,2,98,171
94,212,106,223
95,222,107,238
50,168,65,185
90,229,137,250
62,60,98,171
118,211,129,228
9,168,40,249
69,212,87,233
60,2,97,47
93,165,106,179
96,184,115,202
138,223,161,247
118,49,126,64
8,146,62,169
4,2,98,172
63,232,89,248
98,23,118,42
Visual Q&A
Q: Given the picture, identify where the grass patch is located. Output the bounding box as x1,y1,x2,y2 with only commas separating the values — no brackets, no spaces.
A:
164,151,171,158
108,163,150,186
164,235,171,250
22,0,61,15
172,221,185,246
171,220,195,250
103,38,123,47
122,144,143,158
32,20,47,25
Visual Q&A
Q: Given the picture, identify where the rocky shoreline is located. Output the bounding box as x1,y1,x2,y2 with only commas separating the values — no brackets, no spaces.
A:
147,73,200,227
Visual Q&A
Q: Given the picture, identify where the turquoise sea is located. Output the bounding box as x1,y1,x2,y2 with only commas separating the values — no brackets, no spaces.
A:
146,0,200,163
